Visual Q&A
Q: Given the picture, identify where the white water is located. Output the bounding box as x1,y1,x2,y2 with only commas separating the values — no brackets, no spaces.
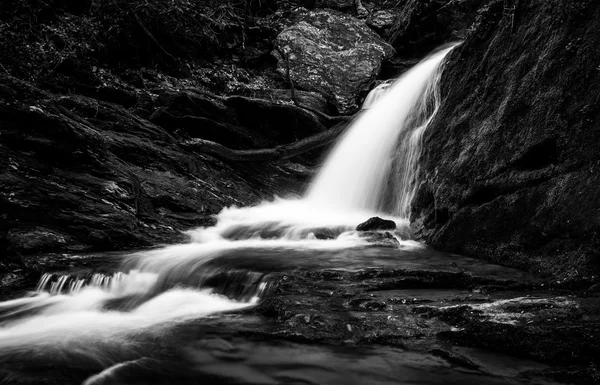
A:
361,80,393,109
306,45,453,217
0,45,455,369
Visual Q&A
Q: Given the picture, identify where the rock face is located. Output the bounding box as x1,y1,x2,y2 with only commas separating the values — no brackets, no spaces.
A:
388,0,488,55
273,10,394,114
356,217,396,231
0,74,311,255
411,0,600,282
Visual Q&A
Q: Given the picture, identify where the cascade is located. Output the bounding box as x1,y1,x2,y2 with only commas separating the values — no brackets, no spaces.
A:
0,44,456,367
361,80,392,109
306,44,455,218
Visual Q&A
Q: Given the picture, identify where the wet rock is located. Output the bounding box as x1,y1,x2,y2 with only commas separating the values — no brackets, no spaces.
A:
388,0,488,55
359,231,400,247
411,0,600,282
237,89,333,116
150,90,328,149
315,0,355,11
225,95,327,143
0,75,306,256
7,227,76,254
246,259,599,384
311,228,337,240
273,9,394,114
367,10,397,31
430,348,480,370
356,216,396,231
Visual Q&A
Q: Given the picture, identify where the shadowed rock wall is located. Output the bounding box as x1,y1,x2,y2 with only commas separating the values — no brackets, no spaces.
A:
412,0,600,282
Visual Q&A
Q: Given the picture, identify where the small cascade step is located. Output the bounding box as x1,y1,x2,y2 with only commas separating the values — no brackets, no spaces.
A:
35,272,145,296
32,268,271,304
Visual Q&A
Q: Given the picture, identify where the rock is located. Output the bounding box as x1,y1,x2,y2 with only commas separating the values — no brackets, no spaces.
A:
411,1,600,281
388,0,488,55
311,228,337,240
294,0,352,12
6,228,74,254
150,90,328,149
367,10,397,31
225,95,328,143
0,75,307,256
356,217,396,231
359,231,400,247
237,89,333,116
273,9,395,114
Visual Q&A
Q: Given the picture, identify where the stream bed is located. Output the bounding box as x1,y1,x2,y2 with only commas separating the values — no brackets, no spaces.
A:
1,239,597,385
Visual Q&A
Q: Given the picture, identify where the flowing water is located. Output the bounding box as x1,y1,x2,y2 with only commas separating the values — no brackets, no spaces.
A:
0,45,562,384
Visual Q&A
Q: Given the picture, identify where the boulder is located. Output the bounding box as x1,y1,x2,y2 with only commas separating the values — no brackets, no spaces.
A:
356,217,397,231
273,10,395,114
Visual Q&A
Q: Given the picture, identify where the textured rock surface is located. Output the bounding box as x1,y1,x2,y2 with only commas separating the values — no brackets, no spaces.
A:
367,10,397,31
388,0,488,55
0,74,311,255
356,216,396,231
273,9,394,114
6,246,598,384
411,0,600,282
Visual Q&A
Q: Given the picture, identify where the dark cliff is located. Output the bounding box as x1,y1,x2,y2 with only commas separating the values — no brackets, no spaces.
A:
412,0,600,283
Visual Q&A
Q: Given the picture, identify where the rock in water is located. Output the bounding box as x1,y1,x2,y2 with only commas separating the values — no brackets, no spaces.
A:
356,217,396,231
273,10,394,114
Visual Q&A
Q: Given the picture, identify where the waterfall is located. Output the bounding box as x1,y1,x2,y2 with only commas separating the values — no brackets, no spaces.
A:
306,44,455,218
0,45,456,367
361,80,392,110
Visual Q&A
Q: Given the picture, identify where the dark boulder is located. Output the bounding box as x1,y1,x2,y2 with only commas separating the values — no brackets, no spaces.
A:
356,217,397,231
273,9,394,114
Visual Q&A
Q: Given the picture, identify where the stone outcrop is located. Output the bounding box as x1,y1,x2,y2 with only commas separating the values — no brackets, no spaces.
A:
0,74,310,256
273,9,394,114
411,0,600,282
388,0,488,55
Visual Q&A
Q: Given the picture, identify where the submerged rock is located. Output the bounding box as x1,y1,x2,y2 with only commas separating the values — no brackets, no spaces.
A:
356,217,396,231
359,231,400,247
273,9,394,114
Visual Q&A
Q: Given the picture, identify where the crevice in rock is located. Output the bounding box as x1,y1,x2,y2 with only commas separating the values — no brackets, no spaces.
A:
511,137,558,171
